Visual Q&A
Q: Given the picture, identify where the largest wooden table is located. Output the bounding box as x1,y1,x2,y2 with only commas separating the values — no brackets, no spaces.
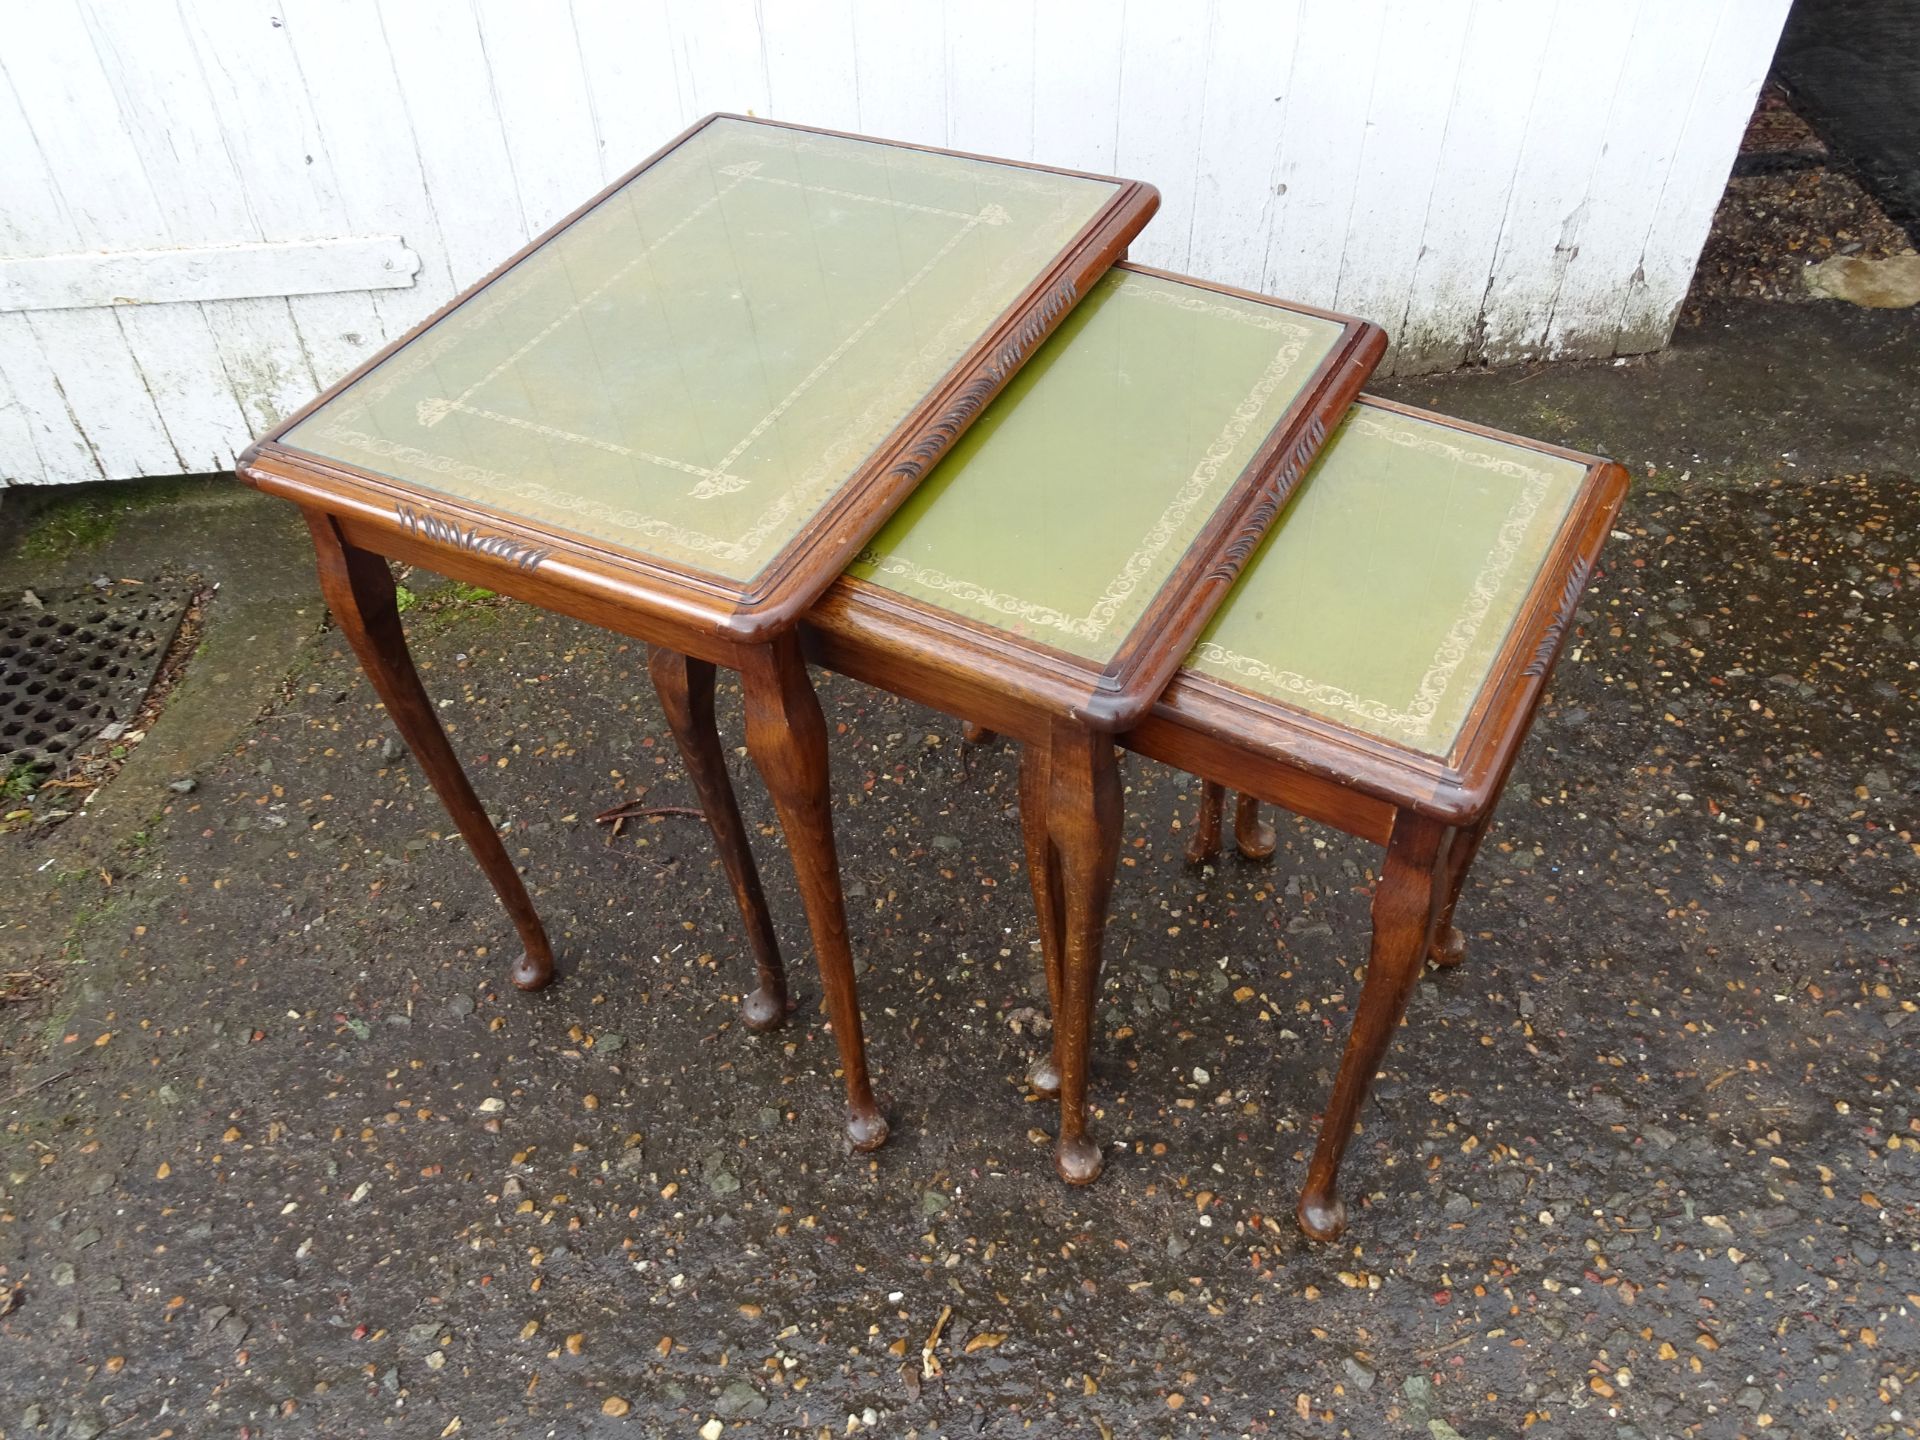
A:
238,115,1158,1149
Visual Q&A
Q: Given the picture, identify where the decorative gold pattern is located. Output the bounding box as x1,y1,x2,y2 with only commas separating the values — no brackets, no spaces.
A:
1190,411,1570,750
282,118,1117,585
855,275,1326,652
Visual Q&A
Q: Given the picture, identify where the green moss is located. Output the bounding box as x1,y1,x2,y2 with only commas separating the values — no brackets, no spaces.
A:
13,480,194,563
1,759,45,803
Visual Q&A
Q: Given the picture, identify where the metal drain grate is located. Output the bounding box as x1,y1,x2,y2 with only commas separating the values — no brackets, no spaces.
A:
1,580,190,774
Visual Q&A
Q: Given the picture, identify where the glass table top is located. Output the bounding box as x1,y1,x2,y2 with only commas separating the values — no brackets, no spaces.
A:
1186,403,1588,756
280,117,1119,585
846,269,1345,665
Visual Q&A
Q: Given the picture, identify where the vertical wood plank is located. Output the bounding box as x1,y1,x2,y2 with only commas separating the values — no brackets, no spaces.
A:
664,0,771,118
281,0,459,328
943,0,1036,159
571,0,690,180
1030,0,1125,174
473,0,606,235
763,0,863,131
1392,0,1560,372
0,22,184,477
1542,0,1730,359
77,0,318,444
850,0,947,148
376,0,530,290
1332,0,1474,361
1260,0,1388,307
1185,0,1301,287
175,0,389,389
1612,0,1791,354
1471,0,1646,365
0,343,47,486
0,316,88,486
1114,0,1214,273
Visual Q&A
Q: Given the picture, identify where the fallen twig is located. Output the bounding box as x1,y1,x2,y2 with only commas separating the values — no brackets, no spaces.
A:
1,1068,75,1106
594,802,706,825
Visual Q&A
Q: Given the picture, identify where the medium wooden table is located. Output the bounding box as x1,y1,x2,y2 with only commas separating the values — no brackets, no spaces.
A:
237,115,1157,1149
671,263,1384,1179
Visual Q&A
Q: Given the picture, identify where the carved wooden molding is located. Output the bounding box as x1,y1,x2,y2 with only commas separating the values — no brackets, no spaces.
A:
886,276,1080,486
1523,552,1595,677
396,503,550,571
1205,414,1327,586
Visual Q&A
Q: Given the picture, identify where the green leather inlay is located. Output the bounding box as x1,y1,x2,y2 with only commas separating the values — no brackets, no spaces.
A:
848,270,1344,664
1187,404,1587,756
282,117,1116,584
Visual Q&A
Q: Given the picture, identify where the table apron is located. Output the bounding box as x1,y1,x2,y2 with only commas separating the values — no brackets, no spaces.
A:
1123,711,1398,847
331,509,758,671
802,620,1055,749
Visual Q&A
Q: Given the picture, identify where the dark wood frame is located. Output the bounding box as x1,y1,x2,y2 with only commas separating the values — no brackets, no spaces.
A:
236,116,1158,1153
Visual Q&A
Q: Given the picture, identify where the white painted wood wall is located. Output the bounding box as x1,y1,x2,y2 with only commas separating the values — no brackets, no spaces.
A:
0,0,1789,487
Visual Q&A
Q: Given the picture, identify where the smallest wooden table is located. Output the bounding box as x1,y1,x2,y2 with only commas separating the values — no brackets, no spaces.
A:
1111,397,1626,1236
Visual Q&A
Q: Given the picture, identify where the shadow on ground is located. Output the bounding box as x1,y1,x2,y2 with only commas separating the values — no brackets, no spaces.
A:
1,299,1915,1438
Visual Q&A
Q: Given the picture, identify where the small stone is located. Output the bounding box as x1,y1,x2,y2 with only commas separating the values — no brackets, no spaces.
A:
1803,253,1920,308
706,1169,739,1196
715,1380,767,1418
476,1097,505,1114
921,1191,950,1216
1343,1357,1376,1391
448,995,475,1017
700,1422,724,1440
601,1397,630,1417
168,778,196,794
598,1032,626,1055
380,735,406,763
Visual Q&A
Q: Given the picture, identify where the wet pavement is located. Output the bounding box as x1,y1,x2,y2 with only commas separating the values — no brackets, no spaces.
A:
1,295,1915,1438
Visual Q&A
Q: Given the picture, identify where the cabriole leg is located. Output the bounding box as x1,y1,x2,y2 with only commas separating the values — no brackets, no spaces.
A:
1297,811,1445,1240
1429,810,1496,969
305,512,555,990
647,646,791,1031
740,632,887,1151
1045,724,1122,1185
1185,779,1226,863
1020,740,1066,1099
1233,792,1276,860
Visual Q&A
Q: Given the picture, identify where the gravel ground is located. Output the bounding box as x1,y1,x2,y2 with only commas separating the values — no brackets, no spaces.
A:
1687,83,1917,307
1691,170,1916,305
2,173,1917,1432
